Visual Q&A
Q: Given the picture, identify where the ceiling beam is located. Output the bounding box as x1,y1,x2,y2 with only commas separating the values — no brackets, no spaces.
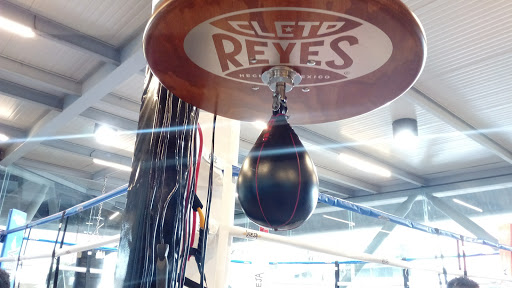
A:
408,87,512,164
0,56,81,95
316,165,380,194
0,1,120,64
425,194,498,243
0,123,26,140
338,195,418,285
81,108,138,131
0,78,63,110
318,180,352,198
0,123,131,187
293,127,427,186
0,81,138,134
42,140,132,167
16,158,127,190
0,34,146,167
102,94,141,112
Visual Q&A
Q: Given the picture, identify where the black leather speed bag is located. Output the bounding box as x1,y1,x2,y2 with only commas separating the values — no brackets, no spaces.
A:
237,114,319,230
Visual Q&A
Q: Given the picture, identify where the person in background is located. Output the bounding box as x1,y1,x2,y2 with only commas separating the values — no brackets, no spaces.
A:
447,276,479,288
0,268,9,288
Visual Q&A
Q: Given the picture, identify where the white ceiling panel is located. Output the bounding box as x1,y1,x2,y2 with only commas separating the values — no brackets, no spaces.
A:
415,0,512,80
112,73,145,102
0,93,50,130
0,30,102,82
23,145,94,171
303,95,502,176
6,0,151,47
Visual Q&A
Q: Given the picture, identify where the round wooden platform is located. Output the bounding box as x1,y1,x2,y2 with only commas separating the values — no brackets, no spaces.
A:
144,0,426,124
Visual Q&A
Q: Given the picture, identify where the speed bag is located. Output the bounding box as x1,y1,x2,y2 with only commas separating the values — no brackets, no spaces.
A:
237,114,319,230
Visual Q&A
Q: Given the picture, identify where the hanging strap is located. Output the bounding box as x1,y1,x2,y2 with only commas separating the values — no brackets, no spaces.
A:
457,239,462,271
156,244,169,288
53,216,69,288
460,236,468,277
435,229,448,286
402,268,410,288
46,211,66,288
13,225,30,287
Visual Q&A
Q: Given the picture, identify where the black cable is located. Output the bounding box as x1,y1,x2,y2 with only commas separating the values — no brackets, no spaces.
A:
53,216,69,288
200,114,217,288
13,225,30,287
46,212,66,288
179,116,199,288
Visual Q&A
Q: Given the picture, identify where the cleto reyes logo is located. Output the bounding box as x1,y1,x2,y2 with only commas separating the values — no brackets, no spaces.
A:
184,8,393,86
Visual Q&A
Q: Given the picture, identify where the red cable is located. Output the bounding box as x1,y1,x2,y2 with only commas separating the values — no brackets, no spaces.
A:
188,124,203,260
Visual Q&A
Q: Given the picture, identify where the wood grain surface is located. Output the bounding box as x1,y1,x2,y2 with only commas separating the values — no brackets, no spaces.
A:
144,0,426,124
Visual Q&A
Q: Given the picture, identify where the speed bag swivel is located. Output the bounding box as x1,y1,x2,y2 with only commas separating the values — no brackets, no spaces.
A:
237,114,319,230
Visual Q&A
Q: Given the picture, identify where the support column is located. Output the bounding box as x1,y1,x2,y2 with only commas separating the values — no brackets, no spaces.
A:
197,114,240,288
425,194,498,243
25,184,49,222
339,195,418,287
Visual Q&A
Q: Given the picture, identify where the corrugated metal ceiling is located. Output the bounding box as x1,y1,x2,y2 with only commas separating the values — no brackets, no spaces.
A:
0,28,102,82
0,93,50,130
0,0,512,198
6,0,151,46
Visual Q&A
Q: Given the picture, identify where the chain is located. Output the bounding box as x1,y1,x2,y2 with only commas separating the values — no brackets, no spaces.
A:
94,176,108,235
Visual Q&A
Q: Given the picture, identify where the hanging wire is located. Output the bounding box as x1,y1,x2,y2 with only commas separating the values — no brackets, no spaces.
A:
13,225,31,287
200,114,217,288
435,229,448,287
46,212,66,288
52,217,69,288
93,176,108,236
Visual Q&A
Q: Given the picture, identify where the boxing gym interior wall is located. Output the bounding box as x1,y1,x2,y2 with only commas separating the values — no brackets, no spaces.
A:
0,0,511,287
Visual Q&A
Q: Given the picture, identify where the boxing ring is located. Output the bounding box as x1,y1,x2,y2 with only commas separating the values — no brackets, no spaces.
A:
0,181,511,285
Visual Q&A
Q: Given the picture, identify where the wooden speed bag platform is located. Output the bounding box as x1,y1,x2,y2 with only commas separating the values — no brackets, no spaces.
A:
143,0,426,124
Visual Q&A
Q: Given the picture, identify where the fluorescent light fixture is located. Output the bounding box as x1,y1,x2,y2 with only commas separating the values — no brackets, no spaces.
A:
338,153,391,177
0,16,35,38
323,215,355,226
252,121,267,130
93,158,132,172
109,212,120,220
0,133,9,142
453,199,483,213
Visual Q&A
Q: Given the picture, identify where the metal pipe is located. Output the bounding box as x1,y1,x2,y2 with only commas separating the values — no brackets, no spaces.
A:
228,226,512,282
1,184,128,236
0,234,120,262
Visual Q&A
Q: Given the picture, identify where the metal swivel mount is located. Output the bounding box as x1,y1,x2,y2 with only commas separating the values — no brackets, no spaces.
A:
261,66,302,115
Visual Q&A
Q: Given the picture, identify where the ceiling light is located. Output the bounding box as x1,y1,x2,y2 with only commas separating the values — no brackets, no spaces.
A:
453,199,483,213
94,124,118,145
0,16,35,38
0,133,9,142
252,120,267,130
338,153,391,177
392,118,419,148
93,158,132,172
109,212,120,220
323,215,355,226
